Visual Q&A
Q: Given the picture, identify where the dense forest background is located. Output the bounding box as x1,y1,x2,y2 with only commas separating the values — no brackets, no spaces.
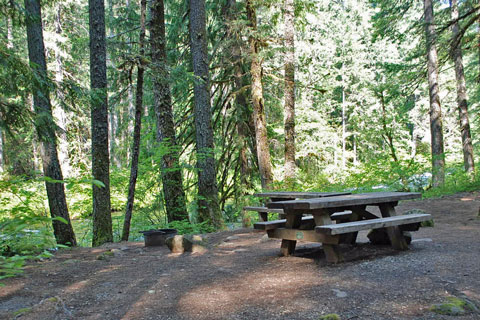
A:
1,0,479,277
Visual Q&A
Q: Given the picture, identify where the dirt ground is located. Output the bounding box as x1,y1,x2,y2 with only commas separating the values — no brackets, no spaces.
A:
1,192,480,320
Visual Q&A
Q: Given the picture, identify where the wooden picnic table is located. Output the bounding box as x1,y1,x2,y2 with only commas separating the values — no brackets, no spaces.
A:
247,191,351,221
262,191,429,263
253,191,351,201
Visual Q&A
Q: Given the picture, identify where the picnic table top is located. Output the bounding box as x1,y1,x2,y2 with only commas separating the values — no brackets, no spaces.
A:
253,191,351,199
267,192,421,210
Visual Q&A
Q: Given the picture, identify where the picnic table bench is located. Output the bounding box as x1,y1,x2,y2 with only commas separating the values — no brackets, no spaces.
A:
244,191,350,221
255,192,431,263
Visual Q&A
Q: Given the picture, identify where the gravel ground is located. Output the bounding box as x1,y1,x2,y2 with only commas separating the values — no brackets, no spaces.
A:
1,192,479,320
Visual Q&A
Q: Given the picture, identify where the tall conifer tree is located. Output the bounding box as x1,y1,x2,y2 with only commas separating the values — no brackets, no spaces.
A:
284,0,296,186
89,0,113,246
424,0,445,187
151,0,188,223
24,0,76,246
450,0,475,174
189,0,223,227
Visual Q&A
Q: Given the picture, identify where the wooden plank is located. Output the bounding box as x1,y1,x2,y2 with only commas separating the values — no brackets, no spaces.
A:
315,213,432,235
268,192,421,210
267,228,339,245
254,216,314,230
253,191,351,199
243,206,284,214
330,211,352,220
379,203,409,250
313,211,344,263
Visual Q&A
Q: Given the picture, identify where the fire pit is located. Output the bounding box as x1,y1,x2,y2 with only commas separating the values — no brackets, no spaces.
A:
139,229,177,247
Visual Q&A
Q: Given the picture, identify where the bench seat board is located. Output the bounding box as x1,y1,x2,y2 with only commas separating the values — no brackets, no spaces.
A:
315,213,432,235
243,206,284,214
254,216,314,230
267,228,339,244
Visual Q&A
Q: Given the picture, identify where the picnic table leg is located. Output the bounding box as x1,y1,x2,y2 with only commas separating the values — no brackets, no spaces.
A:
379,203,409,250
259,212,268,222
279,212,302,256
314,211,344,263
339,208,362,245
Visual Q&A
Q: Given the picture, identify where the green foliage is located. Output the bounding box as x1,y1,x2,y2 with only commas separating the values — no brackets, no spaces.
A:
166,220,216,235
0,176,60,281
423,165,480,198
430,297,479,316
319,314,341,320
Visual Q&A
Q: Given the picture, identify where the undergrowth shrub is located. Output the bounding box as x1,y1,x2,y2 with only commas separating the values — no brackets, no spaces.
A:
0,176,58,282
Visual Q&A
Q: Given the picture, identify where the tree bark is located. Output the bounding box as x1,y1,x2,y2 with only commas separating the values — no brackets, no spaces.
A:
122,0,147,241
450,0,475,174
379,92,398,162
151,0,188,223
189,0,223,227
246,0,273,190
341,88,346,169
284,0,296,185
24,0,76,246
424,0,445,187
1,17,13,172
106,0,120,169
89,0,113,246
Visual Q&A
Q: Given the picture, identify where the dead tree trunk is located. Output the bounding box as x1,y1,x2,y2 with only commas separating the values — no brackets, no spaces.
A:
24,0,76,246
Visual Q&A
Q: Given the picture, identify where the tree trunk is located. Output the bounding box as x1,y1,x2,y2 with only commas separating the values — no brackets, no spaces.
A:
353,135,357,166
379,92,398,162
89,0,113,246
478,0,480,84
246,0,273,190
341,88,346,169
28,95,41,172
1,17,13,172
189,0,223,227
24,0,76,246
151,0,188,222
284,0,296,185
450,0,475,174
424,0,445,187
0,128,4,173
53,3,71,178
122,0,147,241
225,0,251,191
106,0,120,170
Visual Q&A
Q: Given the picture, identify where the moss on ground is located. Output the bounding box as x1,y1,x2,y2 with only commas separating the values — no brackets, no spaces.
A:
13,307,32,316
319,313,341,320
431,297,479,316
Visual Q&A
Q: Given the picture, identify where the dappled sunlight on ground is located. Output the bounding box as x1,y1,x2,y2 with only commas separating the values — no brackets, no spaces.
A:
64,279,90,294
0,282,24,298
177,269,323,317
2,194,480,319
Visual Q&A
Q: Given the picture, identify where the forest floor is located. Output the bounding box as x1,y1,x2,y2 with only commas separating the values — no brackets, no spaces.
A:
1,192,480,320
